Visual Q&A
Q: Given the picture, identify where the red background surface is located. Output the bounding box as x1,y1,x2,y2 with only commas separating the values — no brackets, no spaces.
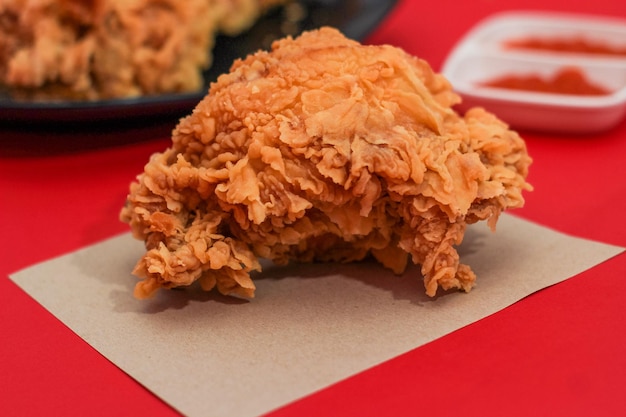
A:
2,1,626,416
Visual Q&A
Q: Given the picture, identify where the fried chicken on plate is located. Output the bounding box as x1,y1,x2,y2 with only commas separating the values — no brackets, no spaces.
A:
0,0,289,100
120,27,532,299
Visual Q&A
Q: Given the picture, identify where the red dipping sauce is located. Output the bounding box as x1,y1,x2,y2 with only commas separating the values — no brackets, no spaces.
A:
480,67,611,96
505,37,626,56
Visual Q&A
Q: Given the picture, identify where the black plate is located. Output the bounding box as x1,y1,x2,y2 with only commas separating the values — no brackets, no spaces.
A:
0,0,397,124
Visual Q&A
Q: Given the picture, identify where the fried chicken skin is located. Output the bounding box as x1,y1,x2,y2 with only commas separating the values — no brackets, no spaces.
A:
121,27,532,299
0,0,289,100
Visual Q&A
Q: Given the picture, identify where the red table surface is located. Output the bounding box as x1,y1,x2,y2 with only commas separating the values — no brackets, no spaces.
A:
2,1,626,416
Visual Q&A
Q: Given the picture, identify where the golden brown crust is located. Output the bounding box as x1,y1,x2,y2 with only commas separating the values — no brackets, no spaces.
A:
0,0,289,100
121,28,532,299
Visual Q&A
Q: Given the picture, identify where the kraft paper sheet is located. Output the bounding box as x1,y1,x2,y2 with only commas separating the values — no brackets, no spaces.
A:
10,214,625,417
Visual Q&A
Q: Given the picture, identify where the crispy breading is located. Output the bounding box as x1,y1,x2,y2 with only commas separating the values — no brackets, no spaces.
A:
0,0,106,99
121,27,532,299
0,0,288,100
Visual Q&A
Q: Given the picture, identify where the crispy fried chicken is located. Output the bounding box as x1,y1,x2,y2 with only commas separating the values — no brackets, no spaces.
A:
121,27,532,299
0,0,288,100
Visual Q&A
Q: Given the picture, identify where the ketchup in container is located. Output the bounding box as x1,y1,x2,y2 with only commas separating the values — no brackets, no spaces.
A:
504,37,626,57
480,67,611,96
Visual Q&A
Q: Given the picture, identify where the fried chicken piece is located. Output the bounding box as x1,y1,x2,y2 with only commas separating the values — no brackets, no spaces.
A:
121,27,532,299
0,0,289,100
92,0,216,99
211,0,288,36
0,0,106,99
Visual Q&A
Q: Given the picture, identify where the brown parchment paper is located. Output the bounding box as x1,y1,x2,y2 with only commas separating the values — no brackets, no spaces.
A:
9,214,625,417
